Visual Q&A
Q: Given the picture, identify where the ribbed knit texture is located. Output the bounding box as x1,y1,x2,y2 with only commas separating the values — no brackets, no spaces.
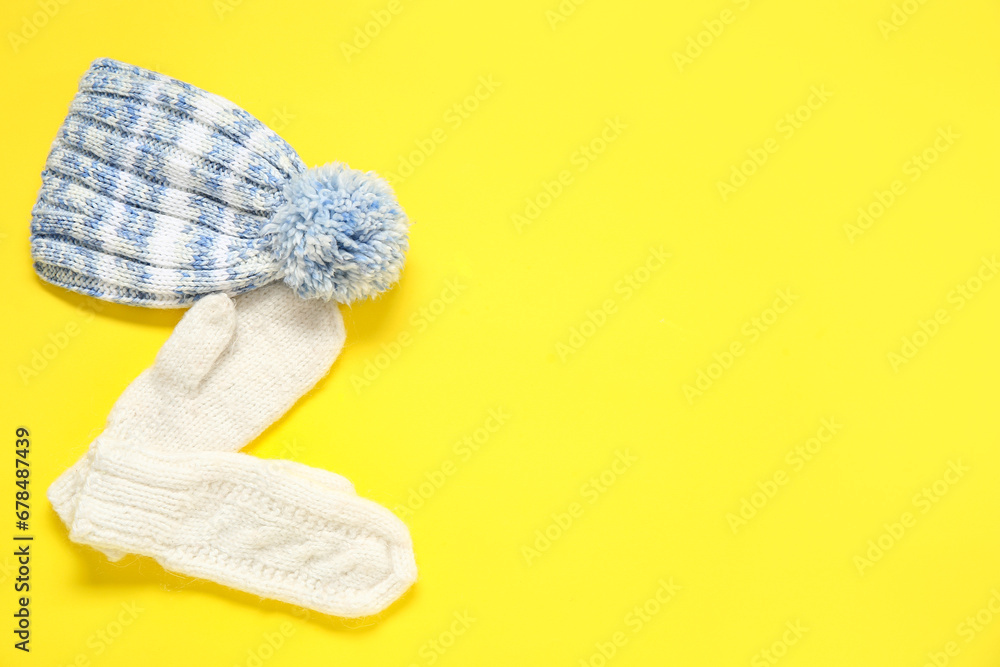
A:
37,59,418,617
31,58,408,306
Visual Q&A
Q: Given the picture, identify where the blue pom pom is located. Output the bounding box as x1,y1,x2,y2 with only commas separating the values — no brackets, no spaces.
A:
263,163,409,302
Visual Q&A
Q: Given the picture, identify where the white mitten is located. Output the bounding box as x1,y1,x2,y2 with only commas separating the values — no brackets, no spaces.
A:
70,439,416,618
49,282,346,530
48,284,417,615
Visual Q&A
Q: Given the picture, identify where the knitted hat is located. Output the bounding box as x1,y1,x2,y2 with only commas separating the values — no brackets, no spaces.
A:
30,58,408,307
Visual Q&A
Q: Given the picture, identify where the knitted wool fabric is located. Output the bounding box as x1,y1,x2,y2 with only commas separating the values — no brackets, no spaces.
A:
47,283,346,533
49,286,418,615
30,58,408,306
71,439,416,618
36,59,418,617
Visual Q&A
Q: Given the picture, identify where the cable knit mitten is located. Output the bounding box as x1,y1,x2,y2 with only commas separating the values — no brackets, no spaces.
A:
47,284,417,615
70,439,417,618
49,282,345,533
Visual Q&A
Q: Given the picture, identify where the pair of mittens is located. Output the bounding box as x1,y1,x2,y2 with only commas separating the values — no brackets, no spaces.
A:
49,284,417,617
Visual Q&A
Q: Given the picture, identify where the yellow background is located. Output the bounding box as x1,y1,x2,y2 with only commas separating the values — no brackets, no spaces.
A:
2,0,1000,665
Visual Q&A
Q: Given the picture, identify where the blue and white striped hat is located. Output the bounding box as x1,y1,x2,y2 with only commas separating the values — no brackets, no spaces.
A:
31,58,408,307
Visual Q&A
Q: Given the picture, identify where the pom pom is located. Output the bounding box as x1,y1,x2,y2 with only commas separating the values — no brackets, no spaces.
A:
263,163,409,302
